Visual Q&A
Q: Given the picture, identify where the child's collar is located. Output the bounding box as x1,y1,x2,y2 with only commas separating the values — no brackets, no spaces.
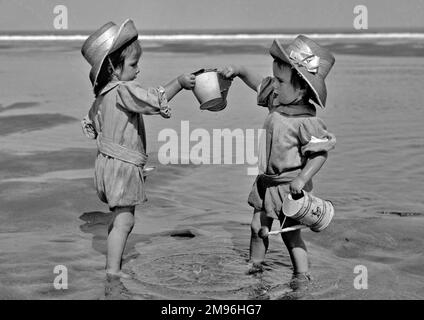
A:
273,103,316,116
99,80,123,96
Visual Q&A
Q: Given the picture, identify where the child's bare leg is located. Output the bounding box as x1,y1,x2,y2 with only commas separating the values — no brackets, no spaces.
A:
106,206,135,278
281,229,308,274
249,209,273,263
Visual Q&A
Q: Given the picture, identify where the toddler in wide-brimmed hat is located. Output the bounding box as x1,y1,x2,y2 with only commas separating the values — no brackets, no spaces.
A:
220,35,336,289
80,19,195,278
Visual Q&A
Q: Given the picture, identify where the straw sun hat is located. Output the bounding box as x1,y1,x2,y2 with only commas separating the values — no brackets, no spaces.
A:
81,19,138,87
270,35,335,108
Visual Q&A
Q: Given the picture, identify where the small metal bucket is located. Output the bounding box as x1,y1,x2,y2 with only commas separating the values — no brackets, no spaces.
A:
192,69,231,112
282,191,334,232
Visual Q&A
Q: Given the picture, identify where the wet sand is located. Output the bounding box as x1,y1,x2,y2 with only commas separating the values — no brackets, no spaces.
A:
1,151,422,299
0,39,423,299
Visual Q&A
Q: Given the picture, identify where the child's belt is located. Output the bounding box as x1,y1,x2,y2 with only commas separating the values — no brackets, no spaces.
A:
258,170,300,185
97,134,147,167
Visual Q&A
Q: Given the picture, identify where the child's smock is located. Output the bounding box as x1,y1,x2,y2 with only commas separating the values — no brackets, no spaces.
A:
85,80,170,209
248,77,336,220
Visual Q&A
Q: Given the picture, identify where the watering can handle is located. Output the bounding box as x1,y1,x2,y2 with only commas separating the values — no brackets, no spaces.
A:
192,68,219,76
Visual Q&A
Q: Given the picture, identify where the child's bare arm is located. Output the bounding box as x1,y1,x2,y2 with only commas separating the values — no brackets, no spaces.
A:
290,152,328,195
220,65,263,92
163,74,196,101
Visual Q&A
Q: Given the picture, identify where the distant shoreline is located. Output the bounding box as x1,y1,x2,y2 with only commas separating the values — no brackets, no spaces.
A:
1,35,423,57
1,32,424,41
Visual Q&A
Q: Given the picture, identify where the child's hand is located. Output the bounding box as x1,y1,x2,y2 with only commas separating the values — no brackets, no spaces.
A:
290,176,306,195
81,115,97,140
219,65,240,79
178,74,196,90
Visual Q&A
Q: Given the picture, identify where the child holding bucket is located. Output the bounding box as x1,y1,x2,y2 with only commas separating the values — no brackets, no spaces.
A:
80,19,195,278
220,36,336,285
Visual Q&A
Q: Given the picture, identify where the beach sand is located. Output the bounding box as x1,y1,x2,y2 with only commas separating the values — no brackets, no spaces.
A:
0,39,423,299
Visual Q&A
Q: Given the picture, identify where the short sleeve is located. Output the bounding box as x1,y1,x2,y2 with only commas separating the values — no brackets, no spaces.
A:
116,81,171,118
299,117,336,156
257,76,275,108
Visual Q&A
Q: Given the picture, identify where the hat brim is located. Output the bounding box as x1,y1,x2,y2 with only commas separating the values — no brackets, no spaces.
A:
90,19,138,86
270,40,327,108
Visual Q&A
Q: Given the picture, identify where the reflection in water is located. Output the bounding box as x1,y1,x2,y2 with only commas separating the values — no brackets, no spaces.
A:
247,272,271,300
123,223,308,299
246,269,312,300
104,274,133,300
78,212,315,299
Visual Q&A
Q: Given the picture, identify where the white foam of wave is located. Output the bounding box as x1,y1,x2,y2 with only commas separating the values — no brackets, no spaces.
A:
1,33,424,41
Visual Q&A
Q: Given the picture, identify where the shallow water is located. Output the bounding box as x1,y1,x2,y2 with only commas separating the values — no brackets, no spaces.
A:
0,40,423,299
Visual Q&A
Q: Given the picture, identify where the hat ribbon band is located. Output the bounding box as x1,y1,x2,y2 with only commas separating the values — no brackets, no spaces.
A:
289,50,320,74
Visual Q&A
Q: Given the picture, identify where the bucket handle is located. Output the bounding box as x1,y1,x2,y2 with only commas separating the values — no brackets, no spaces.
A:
192,68,218,76
192,68,233,87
